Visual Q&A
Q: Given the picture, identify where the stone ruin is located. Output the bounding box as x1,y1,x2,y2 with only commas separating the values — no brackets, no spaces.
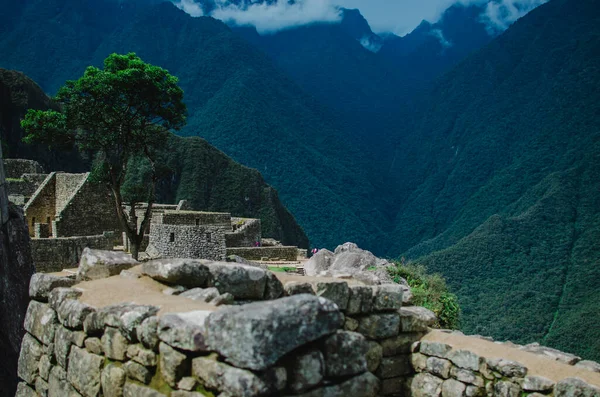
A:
14,249,600,397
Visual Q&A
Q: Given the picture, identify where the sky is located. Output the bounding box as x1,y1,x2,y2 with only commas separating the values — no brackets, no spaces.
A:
174,0,548,36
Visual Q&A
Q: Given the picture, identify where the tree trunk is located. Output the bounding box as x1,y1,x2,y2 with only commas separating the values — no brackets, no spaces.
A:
130,240,140,261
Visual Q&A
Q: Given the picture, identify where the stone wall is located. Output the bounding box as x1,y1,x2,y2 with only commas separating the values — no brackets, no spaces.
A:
23,173,56,237
226,246,299,261
3,159,44,179
54,173,87,214
30,235,113,273
156,211,231,226
225,217,261,248
410,339,600,397
149,224,228,261
6,174,48,198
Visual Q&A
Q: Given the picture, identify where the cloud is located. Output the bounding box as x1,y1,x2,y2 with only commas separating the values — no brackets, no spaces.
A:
210,0,343,35
479,0,548,33
173,0,204,17
430,28,452,49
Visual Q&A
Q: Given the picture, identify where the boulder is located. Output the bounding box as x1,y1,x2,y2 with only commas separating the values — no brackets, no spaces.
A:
450,367,484,387
555,377,600,397
286,349,325,393
520,343,581,365
575,360,600,373
323,331,369,377
83,303,158,338
205,294,343,370
379,333,426,356
284,281,315,296
442,379,467,397
411,373,443,397
427,356,452,379
192,356,284,397
523,375,555,393
399,306,436,332
420,341,452,358
447,349,483,371
77,248,139,281
141,259,211,287
264,271,284,300
29,273,76,301
206,262,267,300
494,381,521,397
304,249,334,276
157,311,211,352
101,364,126,397
85,338,103,355
54,326,73,368
180,287,220,303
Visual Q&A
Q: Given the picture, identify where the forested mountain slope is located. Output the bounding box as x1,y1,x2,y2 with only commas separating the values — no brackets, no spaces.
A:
0,68,308,247
388,0,600,359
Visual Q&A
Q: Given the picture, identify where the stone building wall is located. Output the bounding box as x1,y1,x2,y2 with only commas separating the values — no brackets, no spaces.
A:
29,235,113,273
156,211,231,226
3,159,44,179
226,246,298,261
23,173,56,237
6,174,48,198
226,217,261,248
54,173,87,214
149,223,228,261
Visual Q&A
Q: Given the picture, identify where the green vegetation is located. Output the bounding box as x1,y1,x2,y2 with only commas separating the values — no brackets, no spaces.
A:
268,266,297,273
389,262,460,330
21,53,186,259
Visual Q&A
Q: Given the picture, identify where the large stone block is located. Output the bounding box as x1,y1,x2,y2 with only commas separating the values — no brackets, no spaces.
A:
157,311,211,352
127,344,157,366
124,360,153,384
24,300,57,345
284,281,315,296
287,349,325,393
346,285,373,315
206,262,267,300
523,375,555,393
57,299,95,330
365,341,383,373
180,287,220,303
494,381,521,397
83,303,158,339
427,357,452,379
448,349,482,372
48,288,82,312
29,273,77,301
76,248,139,281
141,259,211,287
486,358,527,378
555,377,600,397
420,341,452,358
399,306,436,332
372,284,403,311
411,373,444,397
323,331,368,377
442,379,466,397
192,356,284,397
15,383,37,397
54,326,73,369
205,295,342,370
101,364,126,397
48,365,81,397
450,367,484,387
123,382,167,397
137,316,159,350
357,313,400,339
17,333,43,384
315,281,350,311
66,346,103,397
102,327,129,361
159,342,190,387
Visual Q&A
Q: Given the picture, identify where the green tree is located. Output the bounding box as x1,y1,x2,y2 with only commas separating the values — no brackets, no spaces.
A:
21,53,187,259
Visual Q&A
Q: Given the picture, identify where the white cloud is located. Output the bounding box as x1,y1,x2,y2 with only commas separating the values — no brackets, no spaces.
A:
430,28,452,48
173,0,204,17
211,0,343,35
480,0,548,33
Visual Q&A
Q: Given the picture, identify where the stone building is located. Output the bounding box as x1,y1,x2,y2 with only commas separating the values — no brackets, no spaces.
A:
3,159,47,206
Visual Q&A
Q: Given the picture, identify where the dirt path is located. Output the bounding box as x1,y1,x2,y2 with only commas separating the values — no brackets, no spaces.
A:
423,330,600,386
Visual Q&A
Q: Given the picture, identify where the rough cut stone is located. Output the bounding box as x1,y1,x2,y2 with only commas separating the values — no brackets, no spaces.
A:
520,343,582,365
345,316,359,331
465,385,484,397
264,271,284,300
57,299,95,330
380,377,408,397
141,259,211,287
67,346,103,397
399,306,436,332
124,360,153,384
411,352,428,372
36,377,49,397
304,249,334,277
323,331,368,377
49,366,81,397
411,373,444,397
372,284,404,311
523,375,555,392
486,358,527,378
575,360,600,373
284,281,315,295
494,381,521,397
83,303,158,339
177,377,197,391
162,285,187,296
211,292,235,306
357,313,400,339
207,262,267,299
29,273,76,301
450,367,484,387
120,305,159,341
192,356,283,397
442,379,466,397
555,377,600,397
84,337,103,355
15,383,37,397
17,333,43,384
123,382,167,397
448,349,482,371
102,327,129,361
180,287,220,302
157,311,211,352
366,341,383,372
420,341,452,358
376,355,413,378
39,354,52,380
77,248,139,281
24,300,57,345
137,316,159,350
127,344,157,366
159,342,190,387
315,281,350,311
171,392,206,397
347,285,374,314
287,349,325,393
205,295,343,370
288,371,380,397
101,364,126,397
380,333,426,356
427,356,452,379
54,326,73,368
48,287,82,311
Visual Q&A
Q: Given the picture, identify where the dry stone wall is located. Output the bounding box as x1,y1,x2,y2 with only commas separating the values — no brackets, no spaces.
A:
23,173,56,237
225,218,261,248
149,224,228,261
3,159,44,179
30,235,113,273
226,246,298,261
